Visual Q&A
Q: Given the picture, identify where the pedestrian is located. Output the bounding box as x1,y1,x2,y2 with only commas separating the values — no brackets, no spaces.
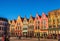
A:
58,34,60,41
6,36,9,41
38,37,40,41
2,35,5,41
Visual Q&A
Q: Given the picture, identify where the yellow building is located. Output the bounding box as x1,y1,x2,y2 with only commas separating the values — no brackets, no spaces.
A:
9,16,23,36
22,16,28,36
28,15,34,37
8,20,16,36
48,9,60,39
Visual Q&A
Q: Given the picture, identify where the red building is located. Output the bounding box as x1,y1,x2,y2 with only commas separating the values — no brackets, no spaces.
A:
34,13,41,37
40,12,48,38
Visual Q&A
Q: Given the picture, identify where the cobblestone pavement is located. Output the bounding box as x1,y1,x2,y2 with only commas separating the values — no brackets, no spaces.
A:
0,37,58,41
10,37,58,41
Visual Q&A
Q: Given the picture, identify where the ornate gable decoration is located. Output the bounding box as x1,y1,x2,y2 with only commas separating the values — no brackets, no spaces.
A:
23,16,28,25
29,15,34,24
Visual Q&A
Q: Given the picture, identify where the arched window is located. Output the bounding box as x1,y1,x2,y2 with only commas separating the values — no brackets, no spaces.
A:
36,26,40,29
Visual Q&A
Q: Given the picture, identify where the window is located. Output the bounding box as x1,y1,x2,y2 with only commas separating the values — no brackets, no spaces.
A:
44,26,46,29
17,23,20,26
41,26,43,29
0,22,2,25
16,33,17,35
11,28,14,33
53,19,55,24
4,27,7,31
53,25,56,28
43,20,46,24
0,27,1,30
17,26,21,30
16,27,17,30
23,28,27,30
29,25,34,30
42,20,46,29
23,20,27,25
37,33,40,37
41,26,46,29
49,26,52,28
35,26,40,29
3,27,4,30
30,21,31,23
36,26,37,29
36,17,38,20
48,19,51,22
57,19,60,23
24,20,26,22
11,25,15,27
2,27,3,30
57,19,59,22
20,27,21,30
29,26,31,29
58,25,60,28
36,20,40,24
2,27,5,31
3,22,7,26
38,21,40,24
4,23,7,26
38,26,40,29
31,26,34,30
18,27,19,30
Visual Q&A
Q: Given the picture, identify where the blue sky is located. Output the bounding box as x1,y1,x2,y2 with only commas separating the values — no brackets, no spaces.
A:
0,0,60,20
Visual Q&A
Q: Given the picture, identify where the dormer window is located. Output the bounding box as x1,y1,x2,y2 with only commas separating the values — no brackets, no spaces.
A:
43,20,46,24
17,23,20,26
30,21,31,23
36,20,40,24
38,21,40,24
36,17,38,20
25,20,26,22
11,25,15,27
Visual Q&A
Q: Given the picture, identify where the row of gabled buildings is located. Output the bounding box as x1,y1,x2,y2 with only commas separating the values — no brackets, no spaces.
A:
8,12,48,37
8,9,60,38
